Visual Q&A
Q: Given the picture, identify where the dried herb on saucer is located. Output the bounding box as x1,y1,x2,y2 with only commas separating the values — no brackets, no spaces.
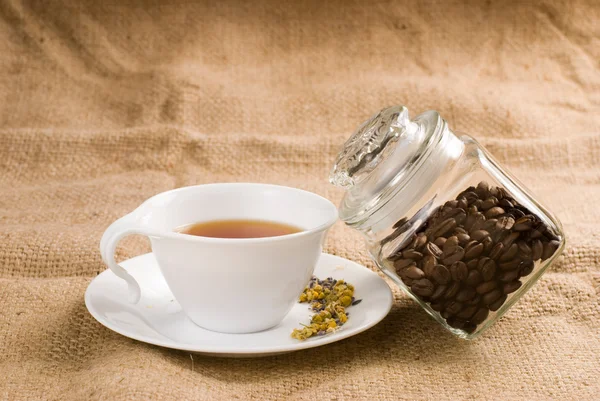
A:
291,277,361,341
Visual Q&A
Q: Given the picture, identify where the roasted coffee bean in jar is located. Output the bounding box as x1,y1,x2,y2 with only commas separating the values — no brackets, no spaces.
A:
330,105,564,339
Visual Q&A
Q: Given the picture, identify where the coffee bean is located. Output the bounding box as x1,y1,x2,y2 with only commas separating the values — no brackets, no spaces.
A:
489,186,500,198
431,264,451,285
471,230,490,242
445,200,459,209
517,240,532,259
464,323,477,334
455,287,476,302
476,181,490,197
457,186,475,197
531,239,543,261
498,259,521,271
517,205,531,215
463,215,476,231
502,232,520,248
514,215,535,231
489,242,504,260
466,294,481,306
454,227,468,234
496,216,515,231
450,261,468,281
425,242,444,258
413,233,428,249
425,242,443,258
461,191,479,205
403,250,423,260
482,236,494,252
471,308,489,325
502,280,522,294
481,197,498,211
466,258,479,270
473,199,484,210
497,187,510,199
404,266,426,280
431,285,447,301
476,281,497,294
401,277,414,286
444,281,461,299
433,236,447,249
457,199,469,210
441,310,453,319
423,264,436,279
442,246,465,265
466,270,483,287
482,289,503,306
454,210,467,226
510,208,526,219
469,213,487,232
498,269,519,282
422,255,437,275
542,240,560,260
394,258,415,270
519,260,534,277
463,205,479,219
431,217,458,238
476,256,490,270
498,198,514,209
488,295,508,311
495,229,510,243
439,206,453,216
485,207,505,218
445,301,464,315
411,279,435,297
483,219,499,233
443,236,459,254
464,242,484,260
447,317,467,329
430,302,444,312
456,305,478,319
457,233,470,245
478,258,497,281
499,243,519,262
464,240,477,251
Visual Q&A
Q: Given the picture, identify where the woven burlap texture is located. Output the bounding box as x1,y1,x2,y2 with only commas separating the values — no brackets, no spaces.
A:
1,0,599,400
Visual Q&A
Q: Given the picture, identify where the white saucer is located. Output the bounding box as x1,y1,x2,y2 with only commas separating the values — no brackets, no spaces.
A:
85,253,393,357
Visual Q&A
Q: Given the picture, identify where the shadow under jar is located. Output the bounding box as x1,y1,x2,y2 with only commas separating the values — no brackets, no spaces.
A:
330,105,565,339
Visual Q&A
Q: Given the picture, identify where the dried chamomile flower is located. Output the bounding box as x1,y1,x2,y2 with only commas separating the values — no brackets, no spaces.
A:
291,276,361,341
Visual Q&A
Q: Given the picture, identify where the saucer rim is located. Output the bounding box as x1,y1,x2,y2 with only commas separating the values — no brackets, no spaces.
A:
85,252,393,356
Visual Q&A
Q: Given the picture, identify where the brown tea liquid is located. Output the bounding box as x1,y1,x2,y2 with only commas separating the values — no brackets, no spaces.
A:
175,219,302,239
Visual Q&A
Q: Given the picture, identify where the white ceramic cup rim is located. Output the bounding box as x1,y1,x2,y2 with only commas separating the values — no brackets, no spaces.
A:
135,183,339,242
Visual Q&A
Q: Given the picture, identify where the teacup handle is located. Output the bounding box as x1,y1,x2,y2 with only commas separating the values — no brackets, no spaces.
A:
100,213,154,304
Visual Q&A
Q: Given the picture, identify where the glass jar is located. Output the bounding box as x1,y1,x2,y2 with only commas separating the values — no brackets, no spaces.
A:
330,105,565,339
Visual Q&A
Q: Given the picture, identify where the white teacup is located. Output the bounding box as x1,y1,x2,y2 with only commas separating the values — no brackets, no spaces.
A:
100,183,338,333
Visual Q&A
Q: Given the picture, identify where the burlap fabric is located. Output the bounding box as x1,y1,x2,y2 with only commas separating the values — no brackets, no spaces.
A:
1,0,599,399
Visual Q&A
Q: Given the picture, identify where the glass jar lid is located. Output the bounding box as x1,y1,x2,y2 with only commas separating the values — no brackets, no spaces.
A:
330,105,456,226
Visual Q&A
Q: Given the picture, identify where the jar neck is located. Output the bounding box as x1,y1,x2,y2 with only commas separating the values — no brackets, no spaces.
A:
349,113,465,236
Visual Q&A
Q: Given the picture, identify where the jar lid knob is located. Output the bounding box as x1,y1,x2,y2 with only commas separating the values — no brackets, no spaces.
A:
329,105,419,189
